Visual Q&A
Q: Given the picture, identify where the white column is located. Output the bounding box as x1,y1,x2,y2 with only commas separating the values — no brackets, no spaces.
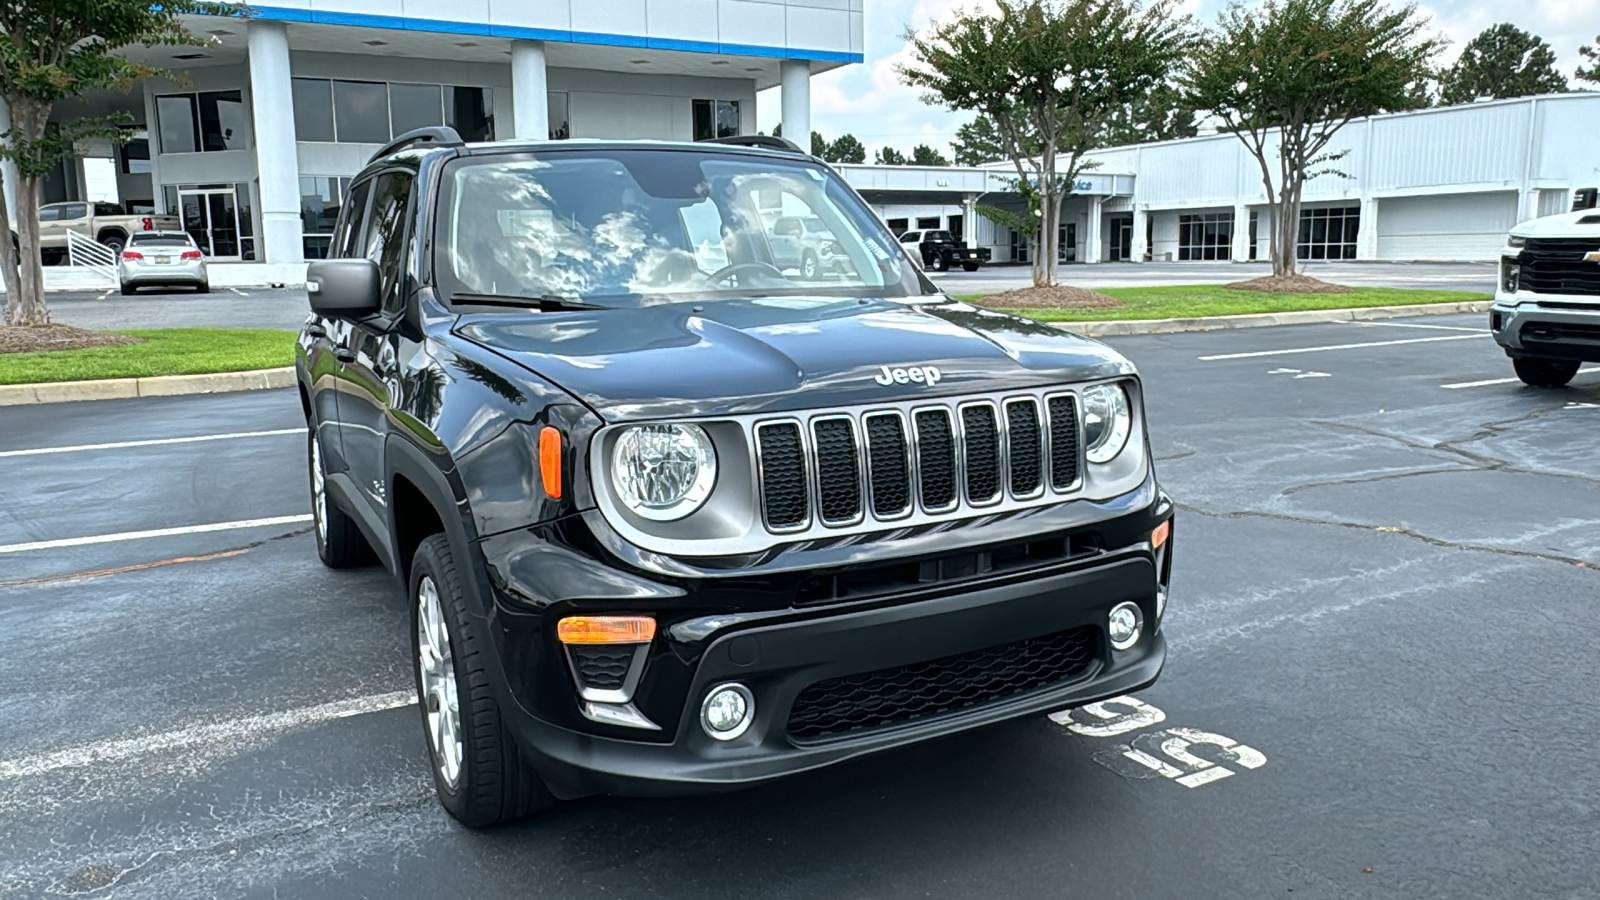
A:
1131,206,1148,262
247,21,303,264
511,41,549,140
1084,197,1103,264
780,60,810,149
1357,197,1380,260
0,98,17,222
962,195,978,249
1232,202,1250,261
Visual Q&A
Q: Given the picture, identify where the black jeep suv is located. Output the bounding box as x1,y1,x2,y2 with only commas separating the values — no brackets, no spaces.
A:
297,128,1174,827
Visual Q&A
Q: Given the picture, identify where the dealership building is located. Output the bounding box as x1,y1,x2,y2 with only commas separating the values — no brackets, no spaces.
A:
7,2,1596,275
9,0,859,269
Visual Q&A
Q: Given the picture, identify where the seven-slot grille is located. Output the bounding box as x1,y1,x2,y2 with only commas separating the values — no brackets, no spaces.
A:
758,391,1085,534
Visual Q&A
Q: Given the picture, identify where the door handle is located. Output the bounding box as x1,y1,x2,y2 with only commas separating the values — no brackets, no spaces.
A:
305,324,327,338
334,347,356,364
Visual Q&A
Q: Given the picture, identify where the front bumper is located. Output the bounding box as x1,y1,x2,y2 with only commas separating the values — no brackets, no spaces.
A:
475,489,1172,798
1492,294,1600,362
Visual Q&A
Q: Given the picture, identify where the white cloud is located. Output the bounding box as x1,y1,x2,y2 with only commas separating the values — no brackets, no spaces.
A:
767,0,1599,158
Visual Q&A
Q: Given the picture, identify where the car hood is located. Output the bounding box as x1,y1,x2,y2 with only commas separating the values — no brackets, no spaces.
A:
453,296,1135,421
1511,210,1600,239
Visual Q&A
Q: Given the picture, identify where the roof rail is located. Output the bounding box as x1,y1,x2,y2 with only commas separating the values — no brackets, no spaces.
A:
370,126,465,163
698,134,806,155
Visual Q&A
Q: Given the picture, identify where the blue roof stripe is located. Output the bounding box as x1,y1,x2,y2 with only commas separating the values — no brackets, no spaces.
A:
233,6,862,64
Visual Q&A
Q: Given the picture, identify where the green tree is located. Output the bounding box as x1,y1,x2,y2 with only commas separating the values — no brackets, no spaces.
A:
1573,36,1599,86
875,146,908,165
826,133,866,163
902,0,1192,287
951,114,1015,166
1439,23,1568,104
1185,0,1442,278
0,0,231,326
1097,81,1199,146
910,144,950,166
810,130,827,156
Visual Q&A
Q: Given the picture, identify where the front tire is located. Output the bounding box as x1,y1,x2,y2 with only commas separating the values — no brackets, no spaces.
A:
932,254,949,271
800,251,819,280
1513,356,1580,388
308,427,375,567
411,534,554,827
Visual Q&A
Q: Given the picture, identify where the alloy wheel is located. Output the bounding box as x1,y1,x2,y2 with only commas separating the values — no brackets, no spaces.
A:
417,575,463,789
309,433,328,544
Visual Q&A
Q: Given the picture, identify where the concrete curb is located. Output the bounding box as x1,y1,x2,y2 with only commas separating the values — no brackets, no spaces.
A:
0,367,294,407
1050,300,1494,337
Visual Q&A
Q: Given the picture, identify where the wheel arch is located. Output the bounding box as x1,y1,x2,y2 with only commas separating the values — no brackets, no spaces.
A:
387,436,490,615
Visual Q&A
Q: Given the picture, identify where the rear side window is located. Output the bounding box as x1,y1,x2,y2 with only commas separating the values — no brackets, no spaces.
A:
333,179,373,258
360,170,415,312
900,231,920,243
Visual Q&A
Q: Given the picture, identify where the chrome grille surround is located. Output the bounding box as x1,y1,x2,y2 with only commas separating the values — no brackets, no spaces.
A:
588,380,1141,559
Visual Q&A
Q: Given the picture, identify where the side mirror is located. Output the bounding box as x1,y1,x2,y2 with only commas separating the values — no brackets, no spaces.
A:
307,258,381,317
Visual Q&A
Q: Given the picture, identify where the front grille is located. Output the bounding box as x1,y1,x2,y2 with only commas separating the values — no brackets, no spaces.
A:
961,404,1002,504
757,422,809,531
786,626,1099,740
757,389,1088,533
1520,240,1600,297
813,417,863,525
569,646,634,691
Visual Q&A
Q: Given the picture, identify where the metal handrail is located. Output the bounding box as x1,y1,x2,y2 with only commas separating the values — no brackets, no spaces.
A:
65,229,117,285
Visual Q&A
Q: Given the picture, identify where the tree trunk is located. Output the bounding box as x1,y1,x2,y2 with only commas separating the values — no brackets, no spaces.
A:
5,97,51,326
0,171,20,323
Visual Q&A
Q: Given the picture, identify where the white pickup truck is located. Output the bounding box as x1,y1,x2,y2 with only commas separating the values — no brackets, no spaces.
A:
23,201,182,262
1490,208,1600,386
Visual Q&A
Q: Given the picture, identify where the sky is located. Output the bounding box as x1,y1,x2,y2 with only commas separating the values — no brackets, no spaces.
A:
756,0,1600,157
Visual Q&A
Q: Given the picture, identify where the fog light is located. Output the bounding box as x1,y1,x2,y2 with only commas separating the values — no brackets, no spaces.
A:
1108,602,1144,651
700,683,755,741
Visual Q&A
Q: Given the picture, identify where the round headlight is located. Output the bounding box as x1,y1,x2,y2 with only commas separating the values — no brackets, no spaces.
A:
611,424,717,521
1082,383,1132,464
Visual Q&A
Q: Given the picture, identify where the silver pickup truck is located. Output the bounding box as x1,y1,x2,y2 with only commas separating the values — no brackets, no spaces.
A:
27,201,182,261
1491,209,1600,387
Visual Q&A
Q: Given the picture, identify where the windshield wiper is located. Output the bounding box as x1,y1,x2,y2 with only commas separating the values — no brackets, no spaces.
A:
450,292,607,312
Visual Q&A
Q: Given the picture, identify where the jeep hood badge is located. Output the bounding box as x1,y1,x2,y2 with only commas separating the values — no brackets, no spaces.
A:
874,365,942,386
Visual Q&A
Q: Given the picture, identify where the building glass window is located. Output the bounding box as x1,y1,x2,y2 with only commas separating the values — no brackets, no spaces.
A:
301,176,352,259
293,78,493,144
156,91,249,153
1058,223,1077,263
292,78,335,142
948,214,963,242
390,83,444,136
1298,205,1359,260
1248,211,1259,261
916,216,940,230
1010,228,1029,263
120,133,151,174
547,92,570,140
886,218,908,235
1178,212,1233,260
692,99,741,141
333,80,391,144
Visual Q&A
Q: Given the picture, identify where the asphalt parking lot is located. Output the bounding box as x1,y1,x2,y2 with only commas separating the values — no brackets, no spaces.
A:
3,311,1597,898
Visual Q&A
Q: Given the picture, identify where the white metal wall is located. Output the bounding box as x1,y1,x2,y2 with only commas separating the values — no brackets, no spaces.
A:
1375,192,1518,261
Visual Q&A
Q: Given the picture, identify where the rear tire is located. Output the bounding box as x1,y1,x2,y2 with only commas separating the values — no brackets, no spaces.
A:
308,427,375,568
962,263,980,272
98,234,126,255
1513,356,1580,388
800,251,818,280
196,282,210,294
933,254,949,271
411,534,555,827
119,283,135,296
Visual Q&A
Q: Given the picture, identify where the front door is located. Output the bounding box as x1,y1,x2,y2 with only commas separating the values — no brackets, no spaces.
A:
1111,217,1133,261
178,189,241,258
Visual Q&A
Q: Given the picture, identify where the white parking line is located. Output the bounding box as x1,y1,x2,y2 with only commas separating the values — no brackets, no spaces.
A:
1344,321,1488,333
1442,368,1600,389
0,691,414,781
0,515,313,555
1199,334,1485,361
229,287,247,296
0,428,304,458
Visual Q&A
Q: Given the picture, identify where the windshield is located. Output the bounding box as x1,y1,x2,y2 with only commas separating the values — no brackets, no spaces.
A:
434,149,931,306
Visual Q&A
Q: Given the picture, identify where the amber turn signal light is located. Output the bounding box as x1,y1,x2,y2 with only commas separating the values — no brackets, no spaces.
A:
1151,519,1171,550
557,616,657,645
539,426,562,499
